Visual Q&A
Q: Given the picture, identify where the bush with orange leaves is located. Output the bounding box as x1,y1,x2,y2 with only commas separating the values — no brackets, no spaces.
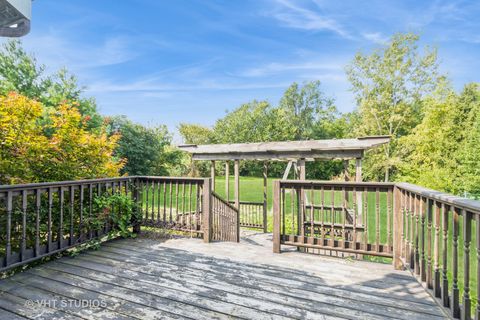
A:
0,93,124,184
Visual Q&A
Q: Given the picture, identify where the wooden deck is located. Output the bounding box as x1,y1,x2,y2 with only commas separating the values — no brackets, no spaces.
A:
0,231,449,320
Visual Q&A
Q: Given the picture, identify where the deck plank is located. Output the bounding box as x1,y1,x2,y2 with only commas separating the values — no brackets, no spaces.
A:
0,232,449,320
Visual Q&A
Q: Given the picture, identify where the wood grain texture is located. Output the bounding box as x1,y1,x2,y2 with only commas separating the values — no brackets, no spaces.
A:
0,232,449,319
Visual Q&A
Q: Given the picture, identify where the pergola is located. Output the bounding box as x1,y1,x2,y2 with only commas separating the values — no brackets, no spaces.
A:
178,136,390,231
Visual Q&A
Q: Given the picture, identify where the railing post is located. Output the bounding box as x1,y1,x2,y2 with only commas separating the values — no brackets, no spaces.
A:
132,178,141,234
273,180,281,253
203,178,212,243
393,185,404,270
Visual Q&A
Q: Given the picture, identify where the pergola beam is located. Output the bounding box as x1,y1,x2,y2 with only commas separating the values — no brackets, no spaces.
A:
191,150,364,161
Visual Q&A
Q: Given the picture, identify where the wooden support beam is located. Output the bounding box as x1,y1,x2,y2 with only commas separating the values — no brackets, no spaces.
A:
263,161,268,233
343,160,350,181
210,160,215,191
355,158,362,182
298,159,306,180
202,178,212,243
282,161,293,180
225,161,230,202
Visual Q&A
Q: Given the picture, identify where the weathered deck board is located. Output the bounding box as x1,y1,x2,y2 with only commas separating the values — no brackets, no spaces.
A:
0,231,449,319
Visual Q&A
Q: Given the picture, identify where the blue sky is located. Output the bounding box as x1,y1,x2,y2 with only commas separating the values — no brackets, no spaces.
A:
15,0,480,137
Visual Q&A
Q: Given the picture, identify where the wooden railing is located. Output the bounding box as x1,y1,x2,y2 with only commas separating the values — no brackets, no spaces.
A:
213,192,239,242
136,176,206,236
0,176,241,273
229,200,265,230
0,177,135,272
395,183,480,319
273,180,480,319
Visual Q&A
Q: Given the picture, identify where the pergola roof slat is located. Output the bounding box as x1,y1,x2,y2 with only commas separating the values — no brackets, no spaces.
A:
179,136,390,161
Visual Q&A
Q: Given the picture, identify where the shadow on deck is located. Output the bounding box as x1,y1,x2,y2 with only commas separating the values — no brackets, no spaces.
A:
0,231,449,319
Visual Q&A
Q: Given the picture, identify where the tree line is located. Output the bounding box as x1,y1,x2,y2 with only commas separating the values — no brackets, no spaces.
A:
179,33,480,197
1,33,479,197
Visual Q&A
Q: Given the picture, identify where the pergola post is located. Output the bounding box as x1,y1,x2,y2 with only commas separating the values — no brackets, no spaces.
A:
298,159,306,180
225,161,230,202
355,158,362,182
263,161,268,233
210,160,215,191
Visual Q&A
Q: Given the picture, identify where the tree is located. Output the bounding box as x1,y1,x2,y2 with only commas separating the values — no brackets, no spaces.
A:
346,33,443,181
278,80,337,140
399,83,480,196
178,123,213,145
0,40,103,133
0,93,123,184
107,116,173,176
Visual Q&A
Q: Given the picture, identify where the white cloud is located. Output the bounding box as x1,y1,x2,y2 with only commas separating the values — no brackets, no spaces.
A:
361,32,388,44
268,0,350,38
239,60,343,77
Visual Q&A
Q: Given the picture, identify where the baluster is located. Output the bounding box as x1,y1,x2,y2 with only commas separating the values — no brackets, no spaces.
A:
310,186,314,242
35,189,41,257
175,182,179,224
163,181,167,223
47,188,53,252
158,182,162,222
353,187,357,250
476,213,480,320
291,186,294,237
21,190,27,261
387,188,392,252
420,196,426,282
182,182,186,225
79,185,84,242
375,188,380,252
433,200,441,297
88,184,93,239
331,187,335,247
151,180,155,222
145,181,150,222
320,186,325,245
169,182,173,223
5,192,12,266
442,204,450,307
281,187,285,237
189,183,193,234
414,194,420,275
59,187,64,248
69,185,74,245
426,198,433,288
363,187,368,251
404,190,410,264
463,210,471,320
342,187,346,249
452,207,460,318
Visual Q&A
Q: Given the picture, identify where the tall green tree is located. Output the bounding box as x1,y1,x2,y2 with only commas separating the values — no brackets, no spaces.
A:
107,116,173,176
399,83,480,196
346,33,442,181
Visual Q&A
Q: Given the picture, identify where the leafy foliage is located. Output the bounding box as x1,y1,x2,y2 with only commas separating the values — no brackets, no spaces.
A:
346,33,443,181
107,116,178,176
90,193,138,238
399,83,480,196
0,93,123,184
